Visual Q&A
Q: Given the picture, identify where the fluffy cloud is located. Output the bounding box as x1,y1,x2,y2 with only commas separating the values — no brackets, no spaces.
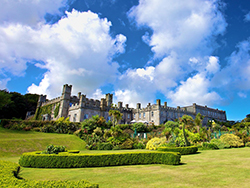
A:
0,10,126,98
117,0,227,107
168,73,221,106
0,0,67,26
129,0,227,58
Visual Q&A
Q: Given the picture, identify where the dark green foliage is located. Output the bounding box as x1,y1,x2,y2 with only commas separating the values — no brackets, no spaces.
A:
19,151,181,168
97,142,113,150
0,160,99,187
132,122,147,132
81,115,110,133
0,90,39,119
201,142,219,150
54,103,60,118
35,104,53,120
41,145,66,154
1,119,81,134
157,146,198,155
133,142,145,149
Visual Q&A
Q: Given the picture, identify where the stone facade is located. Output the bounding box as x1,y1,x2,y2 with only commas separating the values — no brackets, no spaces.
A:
37,84,227,125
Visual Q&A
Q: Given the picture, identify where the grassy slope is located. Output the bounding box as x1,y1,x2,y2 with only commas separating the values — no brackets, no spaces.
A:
0,127,86,157
20,148,250,188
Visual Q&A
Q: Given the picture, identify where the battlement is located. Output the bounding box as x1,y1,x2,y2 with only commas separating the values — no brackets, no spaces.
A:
40,96,61,107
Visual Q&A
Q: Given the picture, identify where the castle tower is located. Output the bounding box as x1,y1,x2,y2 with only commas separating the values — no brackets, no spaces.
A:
37,95,47,108
106,93,113,107
58,84,72,118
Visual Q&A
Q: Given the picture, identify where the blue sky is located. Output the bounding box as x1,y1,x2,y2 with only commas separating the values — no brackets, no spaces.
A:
1,0,250,121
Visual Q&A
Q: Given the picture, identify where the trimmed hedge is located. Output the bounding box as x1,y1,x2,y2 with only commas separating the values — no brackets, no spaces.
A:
19,151,181,168
0,160,99,187
157,146,198,155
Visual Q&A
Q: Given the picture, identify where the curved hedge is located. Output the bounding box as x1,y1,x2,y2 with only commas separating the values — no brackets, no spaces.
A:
0,160,98,187
19,151,181,168
157,146,198,155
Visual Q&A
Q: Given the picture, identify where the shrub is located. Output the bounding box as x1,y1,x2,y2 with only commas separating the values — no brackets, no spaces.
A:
146,137,166,150
41,145,66,154
132,122,147,132
120,138,134,149
210,138,230,149
19,151,181,168
0,160,99,187
219,134,244,148
98,142,113,150
201,142,219,150
245,142,250,147
133,142,145,149
157,146,198,155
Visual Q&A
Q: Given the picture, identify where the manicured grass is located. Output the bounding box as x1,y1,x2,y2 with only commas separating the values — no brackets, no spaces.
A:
19,147,250,188
0,127,86,157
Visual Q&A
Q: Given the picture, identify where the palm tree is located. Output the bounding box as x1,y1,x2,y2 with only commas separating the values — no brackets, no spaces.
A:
179,115,193,146
194,113,204,133
109,109,123,127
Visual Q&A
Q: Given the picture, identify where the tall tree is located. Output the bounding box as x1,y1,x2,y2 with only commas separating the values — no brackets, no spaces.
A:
179,115,193,146
109,109,123,127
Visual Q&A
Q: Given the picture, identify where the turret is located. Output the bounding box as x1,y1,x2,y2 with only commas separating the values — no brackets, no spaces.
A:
106,93,113,107
58,84,72,118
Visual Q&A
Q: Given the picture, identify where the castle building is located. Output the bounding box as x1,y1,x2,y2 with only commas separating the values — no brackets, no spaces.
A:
35,84,227,125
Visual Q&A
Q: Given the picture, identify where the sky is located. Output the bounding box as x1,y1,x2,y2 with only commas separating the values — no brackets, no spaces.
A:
1,0,250,121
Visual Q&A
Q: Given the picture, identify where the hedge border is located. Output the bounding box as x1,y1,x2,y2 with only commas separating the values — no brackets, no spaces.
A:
19,151,181,168
157,146,198,155
0,160,99,187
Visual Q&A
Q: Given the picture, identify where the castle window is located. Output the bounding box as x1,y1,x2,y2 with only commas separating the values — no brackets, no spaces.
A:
139,113,141,118
143,112,145,118
73,114,77,122
152,111,154,117
128,114,130,119
134,114,135,119
84,114,88,119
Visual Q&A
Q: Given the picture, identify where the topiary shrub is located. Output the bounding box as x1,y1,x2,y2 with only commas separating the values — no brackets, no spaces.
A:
157,146,198,155
133,142,145,149
146,137,166,150
19,151,181,168
219,134,244,148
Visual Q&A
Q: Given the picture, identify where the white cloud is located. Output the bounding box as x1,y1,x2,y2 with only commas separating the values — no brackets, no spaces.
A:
0,10,126,98
0,0,67,26
90,89,105,100
0,78,11,90
238,92,247,98
168,73,221,106
129,0,227,58
206,56,220,74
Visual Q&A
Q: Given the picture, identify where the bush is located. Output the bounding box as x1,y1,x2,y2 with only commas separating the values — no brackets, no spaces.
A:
0,160,99,187
41,145,66,154
146,137,166,150
201,142,219,150
219,134,244,148
133,142,145,149
120,138,134,149
98,142,113,150
19,151,181,168
157,146,198,155
210,138,230,149
245,142,250,147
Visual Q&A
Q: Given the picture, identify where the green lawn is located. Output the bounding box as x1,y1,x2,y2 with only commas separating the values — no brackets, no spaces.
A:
17,148,250,188
1,127,250,187
0,127,86,157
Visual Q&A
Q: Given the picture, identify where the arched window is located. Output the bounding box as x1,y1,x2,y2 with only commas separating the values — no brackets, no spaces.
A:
152,111,154,117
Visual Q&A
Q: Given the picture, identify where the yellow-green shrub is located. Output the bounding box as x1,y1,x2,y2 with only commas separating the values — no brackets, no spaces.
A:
146,137,166,150
157,146,198,155
0,160,99,187
219,134,244,148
